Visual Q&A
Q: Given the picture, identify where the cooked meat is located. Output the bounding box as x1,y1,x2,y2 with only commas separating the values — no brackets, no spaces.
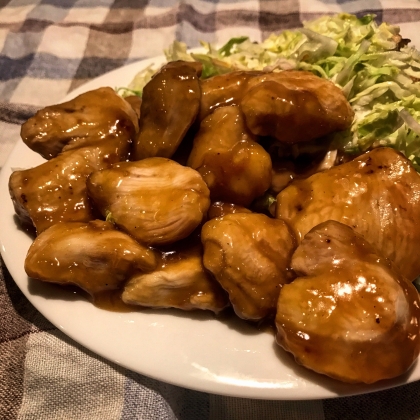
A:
271,165,295,194
199,71,262,120
276,220,420,384
188,106,272,206
21,87,138,160
86,157,210,246
133,61,202,160
124,95,142,119
9,137,130,235
201,213,296,320
240,71,354,143
122,241,229,313
276,147,420,281
25,220,157,295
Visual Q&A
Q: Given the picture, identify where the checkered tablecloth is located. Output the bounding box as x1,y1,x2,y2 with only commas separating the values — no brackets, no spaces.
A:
2,1,420,419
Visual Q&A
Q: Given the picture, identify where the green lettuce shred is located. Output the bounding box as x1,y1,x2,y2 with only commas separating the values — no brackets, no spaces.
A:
217,36,249,57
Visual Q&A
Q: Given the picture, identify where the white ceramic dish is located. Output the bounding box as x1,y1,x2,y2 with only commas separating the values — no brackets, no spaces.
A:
1,24,420,400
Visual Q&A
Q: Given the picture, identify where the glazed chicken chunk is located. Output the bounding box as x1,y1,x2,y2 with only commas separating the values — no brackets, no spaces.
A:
21,87,139,160
9,137,130,234
201,213,296,320
87,157,210,246
199,71,262,120
25,220,157,295
122,242,229,313
276,147,420,281
276,221,420,384
188,106,272,206
240,71,354,143
133,61,202,160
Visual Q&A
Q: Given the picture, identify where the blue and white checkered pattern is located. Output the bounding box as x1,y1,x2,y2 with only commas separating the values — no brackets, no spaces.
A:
2,0,420,107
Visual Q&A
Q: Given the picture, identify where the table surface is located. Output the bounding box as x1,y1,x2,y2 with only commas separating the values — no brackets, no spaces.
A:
2,1,420,419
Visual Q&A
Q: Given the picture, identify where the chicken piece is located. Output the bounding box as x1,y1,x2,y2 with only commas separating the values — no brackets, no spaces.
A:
199,71,262,120
276,147,420,281
276,220,420,384
271,150,338,194
25,220,157,295
87,157,210,246
201,213,296,320
122,241,229,313
21,87,139,160
133,61,202,160
271,165,295,194
240,71,354,143
188,106,272,206
207,201,252,220
9,137,130,235
124,95,142,119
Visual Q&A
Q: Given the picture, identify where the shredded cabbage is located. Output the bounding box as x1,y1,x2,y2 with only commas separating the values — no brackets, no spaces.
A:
124,13,420,170
117,64,156,97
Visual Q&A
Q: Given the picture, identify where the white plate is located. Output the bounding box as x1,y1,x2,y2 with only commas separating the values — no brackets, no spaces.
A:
2,25,420,400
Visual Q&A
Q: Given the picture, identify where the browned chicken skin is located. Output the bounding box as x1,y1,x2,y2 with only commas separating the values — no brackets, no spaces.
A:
133,61,202,160
25,220,157,295
276,147,420,281
122,241,229,313
188,106,272,206
9,137,130,234
276,220,420,384
86,157,210,246
240,71,354,143
21,87,139,160
201,213,296,320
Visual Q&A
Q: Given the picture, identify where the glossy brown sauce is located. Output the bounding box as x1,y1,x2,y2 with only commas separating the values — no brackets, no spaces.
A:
199,71,263,120
207,201,252,219
93,289,140,312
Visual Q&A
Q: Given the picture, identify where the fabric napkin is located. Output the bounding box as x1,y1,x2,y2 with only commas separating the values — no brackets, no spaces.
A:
3,1,420,419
